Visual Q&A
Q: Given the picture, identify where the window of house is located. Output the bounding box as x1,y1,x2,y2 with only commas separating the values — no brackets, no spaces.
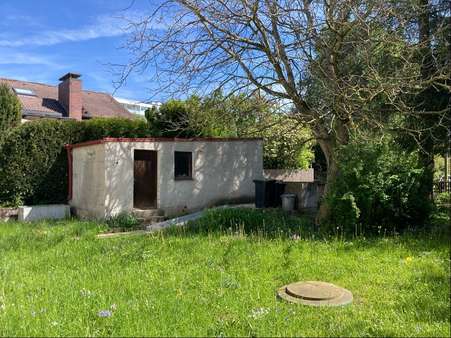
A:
174,151,192,180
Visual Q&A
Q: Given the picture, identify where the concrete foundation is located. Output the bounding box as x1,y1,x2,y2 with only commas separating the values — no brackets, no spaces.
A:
18,204,70,221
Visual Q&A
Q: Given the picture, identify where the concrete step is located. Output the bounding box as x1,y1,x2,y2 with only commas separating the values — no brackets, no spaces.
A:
133,208,165,218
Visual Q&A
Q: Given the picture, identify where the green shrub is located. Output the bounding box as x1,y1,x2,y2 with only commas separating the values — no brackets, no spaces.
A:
178,208,312,237
145,100,198,137
82,117,149,139
325,139,431,234
435,192,450,205
106,212,140,229
0,83,22,139
0,117,149,206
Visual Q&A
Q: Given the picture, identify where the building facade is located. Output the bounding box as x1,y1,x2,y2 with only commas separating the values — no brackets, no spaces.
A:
67,137,263,219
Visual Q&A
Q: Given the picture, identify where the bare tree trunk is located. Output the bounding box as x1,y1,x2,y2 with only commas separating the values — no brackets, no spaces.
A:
315,138,340,225
314,116,350,224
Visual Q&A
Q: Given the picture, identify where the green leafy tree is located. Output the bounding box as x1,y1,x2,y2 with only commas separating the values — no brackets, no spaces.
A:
145,99,199,137
120,0,450,224
146,92,314,169
0,83,21,138
325,137,430,234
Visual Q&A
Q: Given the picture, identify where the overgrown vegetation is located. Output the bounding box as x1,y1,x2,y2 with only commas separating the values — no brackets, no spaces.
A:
105,212,141,231
324,138,432,235
145,92,314,169
0,83,21,139
176,207,313,237
0,118,149,206
120,0,450,225
0,216,448,336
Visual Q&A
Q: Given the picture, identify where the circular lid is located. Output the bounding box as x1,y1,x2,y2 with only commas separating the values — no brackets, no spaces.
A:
285,281,343,301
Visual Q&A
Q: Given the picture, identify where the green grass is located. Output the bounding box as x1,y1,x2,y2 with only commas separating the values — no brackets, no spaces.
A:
0,210,449,336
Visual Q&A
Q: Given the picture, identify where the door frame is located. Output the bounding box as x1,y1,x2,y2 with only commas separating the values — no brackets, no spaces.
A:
133,149,158,209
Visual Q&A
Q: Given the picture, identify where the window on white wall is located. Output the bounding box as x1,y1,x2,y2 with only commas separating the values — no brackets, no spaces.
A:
174,151,192,180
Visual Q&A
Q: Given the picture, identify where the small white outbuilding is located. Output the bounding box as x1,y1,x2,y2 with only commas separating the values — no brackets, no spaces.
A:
67,137,263,219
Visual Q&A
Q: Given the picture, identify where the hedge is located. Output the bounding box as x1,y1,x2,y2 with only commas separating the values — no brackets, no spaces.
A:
0,118,150,206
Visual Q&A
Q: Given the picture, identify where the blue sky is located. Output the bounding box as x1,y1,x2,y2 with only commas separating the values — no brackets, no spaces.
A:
0,0,161,102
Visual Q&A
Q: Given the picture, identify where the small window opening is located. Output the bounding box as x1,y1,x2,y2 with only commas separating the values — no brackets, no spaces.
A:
13,88,36,96
174,151,192,180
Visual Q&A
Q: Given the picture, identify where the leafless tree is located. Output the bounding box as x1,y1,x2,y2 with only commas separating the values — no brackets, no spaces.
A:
117,0,450,221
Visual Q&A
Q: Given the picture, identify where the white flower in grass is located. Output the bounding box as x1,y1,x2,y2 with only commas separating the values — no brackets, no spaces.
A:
248,307,270,320
98,309,113,318
51,321,59,327
110,303,117,311
80,288,94,297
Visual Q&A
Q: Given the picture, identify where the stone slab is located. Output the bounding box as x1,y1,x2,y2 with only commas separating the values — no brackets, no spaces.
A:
18,204,70,222
278,281,353,306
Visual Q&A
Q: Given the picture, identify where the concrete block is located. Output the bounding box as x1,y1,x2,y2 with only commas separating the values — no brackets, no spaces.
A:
18,204,70,222
0,208,18,221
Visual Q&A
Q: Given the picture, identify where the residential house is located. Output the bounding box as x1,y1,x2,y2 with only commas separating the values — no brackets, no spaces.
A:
0,72,134,121
114,97,162,116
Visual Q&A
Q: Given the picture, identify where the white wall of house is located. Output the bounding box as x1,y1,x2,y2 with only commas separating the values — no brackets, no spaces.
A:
71,143,106,219
70,138,263,219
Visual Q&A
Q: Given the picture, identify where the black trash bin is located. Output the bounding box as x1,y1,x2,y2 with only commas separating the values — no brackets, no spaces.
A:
273,181,286,207
253,179,275,208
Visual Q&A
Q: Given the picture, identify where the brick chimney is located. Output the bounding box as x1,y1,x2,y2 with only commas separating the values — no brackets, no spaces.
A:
58,73,82,120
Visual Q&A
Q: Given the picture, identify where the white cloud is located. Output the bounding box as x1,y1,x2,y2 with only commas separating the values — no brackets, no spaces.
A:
0,51,64,68
0,15,127,47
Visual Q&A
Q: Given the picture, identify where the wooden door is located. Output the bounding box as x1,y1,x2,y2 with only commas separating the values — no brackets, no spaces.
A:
133,150,157,208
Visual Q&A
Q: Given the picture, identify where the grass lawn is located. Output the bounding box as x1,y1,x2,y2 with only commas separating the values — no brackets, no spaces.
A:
0,210,449,336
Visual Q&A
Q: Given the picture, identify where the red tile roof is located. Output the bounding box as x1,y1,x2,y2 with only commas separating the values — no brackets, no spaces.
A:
0,77,134,119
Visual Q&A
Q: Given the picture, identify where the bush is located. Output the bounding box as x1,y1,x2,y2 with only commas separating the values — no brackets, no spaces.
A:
145,100,199,137
325,139,431,234
0,83,21,138
0,117,149,206
435,192,450,205
106,212,140,230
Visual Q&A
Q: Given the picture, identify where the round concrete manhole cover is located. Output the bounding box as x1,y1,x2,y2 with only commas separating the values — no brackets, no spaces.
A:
278,281,353,306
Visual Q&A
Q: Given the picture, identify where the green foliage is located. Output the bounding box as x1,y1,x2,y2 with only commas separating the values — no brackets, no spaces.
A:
332,192,361,234
0,219,449,336
145,99,198,137
435,192,450,206
325,138,432,234
82,117,149,139
0,83,21,138
250,115,314,169
106,212,140,230
0,117,149,206
179,208,312,237
146,91,314,169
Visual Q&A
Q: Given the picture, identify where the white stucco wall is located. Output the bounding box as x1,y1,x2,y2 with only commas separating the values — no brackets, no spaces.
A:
71,139,263,218
71,143,106,219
